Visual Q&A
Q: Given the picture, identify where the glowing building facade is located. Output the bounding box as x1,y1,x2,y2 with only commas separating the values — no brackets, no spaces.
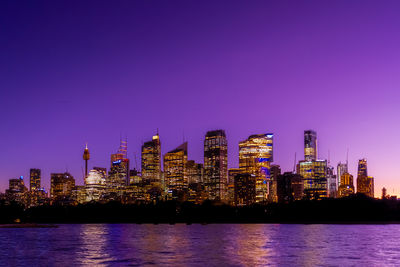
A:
50,172,75,202
327,165,337,198
356,159,374,198
107,140,130,190
164,142,188,195
29,168,41,191
304,130,317,162
141,134,161,182
204,130,228,201
299,160,328,199
186,160,203,184
268,164,281,202
82,169,107,202
337,162,348,186
338,173,354,197
239,133,273,202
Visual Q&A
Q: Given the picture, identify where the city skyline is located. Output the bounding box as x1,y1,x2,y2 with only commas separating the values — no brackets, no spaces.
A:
1,128,379,197
2,1,400,197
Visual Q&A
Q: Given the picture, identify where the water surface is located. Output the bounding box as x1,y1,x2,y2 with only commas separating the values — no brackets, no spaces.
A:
1,224,399,266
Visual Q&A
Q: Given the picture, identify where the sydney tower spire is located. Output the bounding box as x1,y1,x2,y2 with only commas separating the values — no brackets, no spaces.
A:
83,143,90,179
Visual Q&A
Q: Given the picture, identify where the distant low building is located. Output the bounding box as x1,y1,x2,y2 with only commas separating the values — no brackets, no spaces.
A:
277,172,303,203
234,173,256,206
50,172,75,204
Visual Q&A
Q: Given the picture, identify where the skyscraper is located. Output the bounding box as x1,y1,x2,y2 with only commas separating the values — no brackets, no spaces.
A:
299,159,328,199
164,142,188,197
268,164,281,202
239,133,273,202
83,144,90,179
204,130,228,201
108,140,130,189
141,134,161,182
338,173,354,197
304,130,317,161
327,165,337,198
356,159,374,197
29,168,41,191
357,158,368,177
186,160,204,184
337,162,348,187
298,130,328,199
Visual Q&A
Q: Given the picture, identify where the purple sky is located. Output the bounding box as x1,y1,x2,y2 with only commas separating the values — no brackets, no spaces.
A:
2,0,400,197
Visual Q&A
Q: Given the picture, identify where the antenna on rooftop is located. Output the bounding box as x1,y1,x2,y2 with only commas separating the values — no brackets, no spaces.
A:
328,150,331,165
293,152,297,173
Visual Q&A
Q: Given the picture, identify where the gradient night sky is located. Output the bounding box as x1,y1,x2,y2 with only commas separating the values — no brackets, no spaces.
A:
1,1,400,197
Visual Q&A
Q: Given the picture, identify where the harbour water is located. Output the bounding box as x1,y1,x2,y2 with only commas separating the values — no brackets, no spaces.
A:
1,224,399,266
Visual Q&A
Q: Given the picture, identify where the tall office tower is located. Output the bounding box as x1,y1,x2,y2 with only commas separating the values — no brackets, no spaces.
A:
108,140,130,189
29,168,41,191
276,172,304,203
268,164,281,202
356,159,374,198
338,173,354,197
164,142,188,196
234,173,256,206
304,130,317,161
204,130,228,201
186,160,204,184
357,158,368,177
327,166,337,198
337,162,348,187
141,134,161,182
83,144,90,179
239,133,273,202
50,172,75,200
299,160,328,199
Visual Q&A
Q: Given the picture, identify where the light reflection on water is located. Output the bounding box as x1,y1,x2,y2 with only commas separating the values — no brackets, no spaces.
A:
1,224,400,266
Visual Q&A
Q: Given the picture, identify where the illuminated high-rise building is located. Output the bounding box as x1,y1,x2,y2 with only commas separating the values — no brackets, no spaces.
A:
298,130,328,199
356,159,374,197
141,134,161,182
83,168,107,202
186,160,203,184
239,133,273,202
327,165,337,198
204,130,228,201
164,142,188,195
29,168,41,191
83,144,90,179
6,176,28,205
304,130,317,161
338,173,354,197
50,172,75,201
357,158,368,177
107,140,130,189
337,162,348,186
298,160,328,199
268,164,281,202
